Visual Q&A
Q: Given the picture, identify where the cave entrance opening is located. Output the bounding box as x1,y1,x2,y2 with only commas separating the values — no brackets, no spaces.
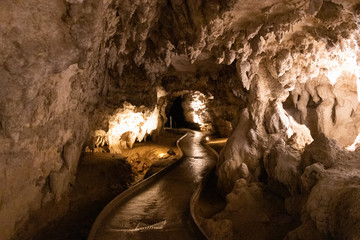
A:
165,96,200,130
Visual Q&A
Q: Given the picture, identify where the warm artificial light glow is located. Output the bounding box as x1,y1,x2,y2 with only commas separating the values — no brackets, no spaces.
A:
346,133,360,151
325,68,342,86
158,153,166,158
207,138,228,144
189,91,208,127
107,102,159,153
321,37,359,87
193,114,202,124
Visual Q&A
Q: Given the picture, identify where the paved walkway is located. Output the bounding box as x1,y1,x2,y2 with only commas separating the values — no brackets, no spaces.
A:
89,131,216,240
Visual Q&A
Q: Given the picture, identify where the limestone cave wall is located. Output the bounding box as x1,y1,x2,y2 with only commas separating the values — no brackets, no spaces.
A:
0,1,107,238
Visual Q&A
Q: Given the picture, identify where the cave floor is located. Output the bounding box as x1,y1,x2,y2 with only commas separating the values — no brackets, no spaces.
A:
29,130,183,240
89,131,216,240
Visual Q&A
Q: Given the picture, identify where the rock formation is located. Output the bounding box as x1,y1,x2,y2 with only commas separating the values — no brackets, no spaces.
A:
1,0,360,239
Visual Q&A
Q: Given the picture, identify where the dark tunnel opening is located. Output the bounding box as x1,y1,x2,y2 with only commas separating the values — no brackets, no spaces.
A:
165,96,200,130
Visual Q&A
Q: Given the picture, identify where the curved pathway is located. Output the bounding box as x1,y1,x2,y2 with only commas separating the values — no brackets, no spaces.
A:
88,131,216,240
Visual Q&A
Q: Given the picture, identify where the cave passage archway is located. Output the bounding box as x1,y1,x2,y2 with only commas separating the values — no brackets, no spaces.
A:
165,96,200,130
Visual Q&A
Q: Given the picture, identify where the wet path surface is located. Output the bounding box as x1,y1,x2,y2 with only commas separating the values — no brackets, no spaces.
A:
89,131,216,240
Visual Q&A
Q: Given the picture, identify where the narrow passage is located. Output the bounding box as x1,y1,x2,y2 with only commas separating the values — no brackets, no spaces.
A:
89,131,216,240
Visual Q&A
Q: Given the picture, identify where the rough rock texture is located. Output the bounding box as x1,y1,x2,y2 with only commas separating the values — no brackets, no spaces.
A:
1,0,360,239
203,179,299,240
286,137,360,240
0,1,107,238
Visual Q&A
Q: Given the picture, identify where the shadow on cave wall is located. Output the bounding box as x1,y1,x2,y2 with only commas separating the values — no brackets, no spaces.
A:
283,95,320,139
165,96,200,130
24,154,134,240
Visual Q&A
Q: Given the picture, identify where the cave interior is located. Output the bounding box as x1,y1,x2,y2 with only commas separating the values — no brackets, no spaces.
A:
1,0,360,239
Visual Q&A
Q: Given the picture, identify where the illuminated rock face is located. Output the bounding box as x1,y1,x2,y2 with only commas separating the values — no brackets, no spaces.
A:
1,0,360,239
182,91,212,131
101,102,160,153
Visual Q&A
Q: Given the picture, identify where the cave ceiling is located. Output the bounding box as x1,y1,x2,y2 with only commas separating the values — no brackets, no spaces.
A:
100,0,360,107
